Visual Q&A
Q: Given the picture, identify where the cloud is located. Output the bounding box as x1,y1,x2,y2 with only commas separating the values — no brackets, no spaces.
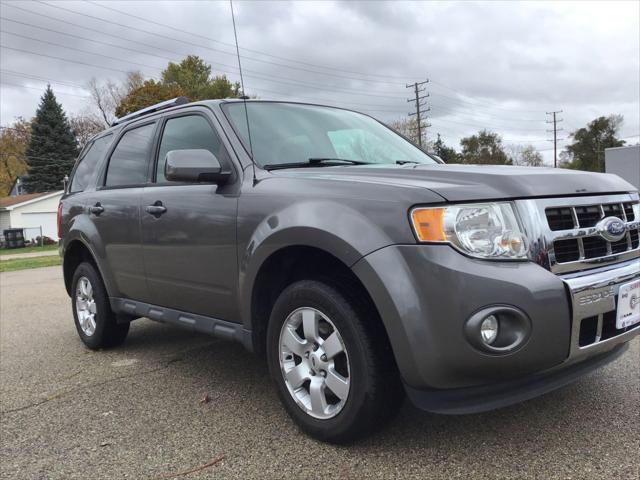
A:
1,0,638,161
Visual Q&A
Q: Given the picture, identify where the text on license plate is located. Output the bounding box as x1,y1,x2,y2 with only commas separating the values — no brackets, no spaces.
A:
617,280,640,329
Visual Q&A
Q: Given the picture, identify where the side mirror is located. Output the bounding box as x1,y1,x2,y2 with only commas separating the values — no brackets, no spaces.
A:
165,149,230,184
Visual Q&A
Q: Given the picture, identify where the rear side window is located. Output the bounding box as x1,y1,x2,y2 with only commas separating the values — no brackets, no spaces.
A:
156,115,223,183
70,134,112,193
105,123,156,187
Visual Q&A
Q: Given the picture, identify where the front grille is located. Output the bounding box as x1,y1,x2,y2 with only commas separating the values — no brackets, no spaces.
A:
574,205,602,228
546,201,636,231
543,200,639,271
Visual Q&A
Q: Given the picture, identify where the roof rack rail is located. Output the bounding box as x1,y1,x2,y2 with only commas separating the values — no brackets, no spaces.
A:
111,97,188,126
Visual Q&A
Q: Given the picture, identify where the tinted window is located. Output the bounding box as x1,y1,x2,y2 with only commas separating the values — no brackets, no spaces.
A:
105,123,155,187
156,115,223,183
70,134,113,192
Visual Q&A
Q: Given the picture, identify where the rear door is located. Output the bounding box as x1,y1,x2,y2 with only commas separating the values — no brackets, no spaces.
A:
90,121,157,302
140,110,239,320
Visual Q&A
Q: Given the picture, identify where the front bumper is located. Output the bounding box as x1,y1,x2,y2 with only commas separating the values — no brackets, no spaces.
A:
352,245,639,395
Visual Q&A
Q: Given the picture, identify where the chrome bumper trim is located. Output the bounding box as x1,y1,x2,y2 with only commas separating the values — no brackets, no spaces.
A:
561,258,640,362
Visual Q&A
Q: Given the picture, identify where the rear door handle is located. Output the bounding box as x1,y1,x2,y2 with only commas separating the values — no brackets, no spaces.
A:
89,203,104,215
145,201,167,216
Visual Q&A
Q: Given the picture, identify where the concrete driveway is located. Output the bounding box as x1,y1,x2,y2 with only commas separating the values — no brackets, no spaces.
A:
1,266,639,479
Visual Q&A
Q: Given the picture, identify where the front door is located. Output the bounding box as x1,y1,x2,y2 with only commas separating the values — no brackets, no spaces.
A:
140,113,238,320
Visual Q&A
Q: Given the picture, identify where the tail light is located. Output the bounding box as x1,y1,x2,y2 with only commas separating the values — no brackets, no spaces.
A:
57,202,63,238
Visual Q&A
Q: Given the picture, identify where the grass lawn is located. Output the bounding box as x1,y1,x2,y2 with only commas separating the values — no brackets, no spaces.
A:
0,244,58,256
0,256,62,272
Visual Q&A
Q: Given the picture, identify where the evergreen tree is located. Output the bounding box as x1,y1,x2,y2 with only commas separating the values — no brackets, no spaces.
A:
23,86,78,193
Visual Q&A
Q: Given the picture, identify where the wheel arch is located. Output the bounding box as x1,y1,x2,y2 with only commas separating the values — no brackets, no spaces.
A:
62,238,106,297
247,244,390,357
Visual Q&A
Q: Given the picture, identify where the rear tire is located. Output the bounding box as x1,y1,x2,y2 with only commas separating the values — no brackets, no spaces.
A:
71,262,129,349
266,279,403,443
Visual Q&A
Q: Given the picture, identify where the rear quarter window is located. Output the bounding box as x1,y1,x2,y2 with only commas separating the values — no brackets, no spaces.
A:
69,134,113,193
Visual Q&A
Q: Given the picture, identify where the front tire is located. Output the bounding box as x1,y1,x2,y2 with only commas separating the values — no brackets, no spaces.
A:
266,279,403,443
71,262,129,349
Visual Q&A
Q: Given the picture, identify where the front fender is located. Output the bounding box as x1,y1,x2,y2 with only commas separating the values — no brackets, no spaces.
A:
238,199,397,329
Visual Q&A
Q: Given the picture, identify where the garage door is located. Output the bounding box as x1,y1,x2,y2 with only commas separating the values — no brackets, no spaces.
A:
20,212,58,241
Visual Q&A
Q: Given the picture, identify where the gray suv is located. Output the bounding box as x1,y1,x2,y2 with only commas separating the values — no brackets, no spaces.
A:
59,98,640,443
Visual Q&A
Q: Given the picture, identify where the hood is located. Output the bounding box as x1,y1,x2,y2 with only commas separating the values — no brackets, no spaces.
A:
270,164,636,202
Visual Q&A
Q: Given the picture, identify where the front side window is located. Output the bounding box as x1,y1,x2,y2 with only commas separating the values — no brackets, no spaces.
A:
105,123,156,187
156,115,224,183
70,134,113,192
222,102,438,168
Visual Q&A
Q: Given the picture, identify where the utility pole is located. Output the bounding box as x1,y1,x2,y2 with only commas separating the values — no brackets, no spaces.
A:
546,110,563,168
406,80,431,147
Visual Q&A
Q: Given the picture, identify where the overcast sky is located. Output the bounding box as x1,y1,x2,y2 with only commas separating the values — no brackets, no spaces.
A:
1,0,638,163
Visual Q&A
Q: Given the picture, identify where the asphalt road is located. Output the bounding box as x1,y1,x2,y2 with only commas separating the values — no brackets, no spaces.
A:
1,266,639,479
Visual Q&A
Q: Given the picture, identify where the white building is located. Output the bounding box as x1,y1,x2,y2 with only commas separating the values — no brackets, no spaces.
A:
605,144,640,189
0,191,64,242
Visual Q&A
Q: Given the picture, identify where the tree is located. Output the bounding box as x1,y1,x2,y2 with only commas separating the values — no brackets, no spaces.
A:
460,130,511,165
88,71,144,126
507,144,544,167
563,115,625,172
433,133,460,163
115,80,186,118
70,114,104,150
387,117,436,151
22,86,78,193
0,118,31,195
112,56,241,117
162,55,241,100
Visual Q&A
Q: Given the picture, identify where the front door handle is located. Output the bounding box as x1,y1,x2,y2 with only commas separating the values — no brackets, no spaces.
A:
145,201,167,216
89,203,104,215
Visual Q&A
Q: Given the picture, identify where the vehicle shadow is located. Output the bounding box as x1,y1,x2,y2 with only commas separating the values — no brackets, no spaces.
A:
119,320,638,471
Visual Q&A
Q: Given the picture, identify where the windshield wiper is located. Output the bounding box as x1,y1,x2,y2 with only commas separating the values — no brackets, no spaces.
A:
395,160,420,165
264,158,371,170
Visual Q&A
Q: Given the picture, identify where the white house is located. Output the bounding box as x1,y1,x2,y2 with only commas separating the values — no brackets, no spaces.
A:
0,191,64,241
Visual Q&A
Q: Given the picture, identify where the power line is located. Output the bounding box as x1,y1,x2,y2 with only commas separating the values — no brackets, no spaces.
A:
33,1,406,87
0,11,557,122
87,0,409,82
0,80,90,99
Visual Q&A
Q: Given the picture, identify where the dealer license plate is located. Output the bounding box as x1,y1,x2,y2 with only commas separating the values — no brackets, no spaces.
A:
616,280,640,329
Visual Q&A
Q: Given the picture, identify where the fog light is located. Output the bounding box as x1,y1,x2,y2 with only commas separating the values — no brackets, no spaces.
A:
480,315,499,345
464,305,531,354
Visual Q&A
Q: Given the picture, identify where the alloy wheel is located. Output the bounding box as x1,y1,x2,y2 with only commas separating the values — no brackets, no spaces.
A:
278,307,351,419
75,276,97,336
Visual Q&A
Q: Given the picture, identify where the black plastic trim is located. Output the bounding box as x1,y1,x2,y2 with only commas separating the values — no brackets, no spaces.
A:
404,342,627,414
110,297,253,351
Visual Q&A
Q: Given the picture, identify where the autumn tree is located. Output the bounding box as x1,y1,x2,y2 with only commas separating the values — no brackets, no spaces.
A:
563,115,625,172
0,118,31,195
460,130,511,165
114,80,185,118
23,86,78,193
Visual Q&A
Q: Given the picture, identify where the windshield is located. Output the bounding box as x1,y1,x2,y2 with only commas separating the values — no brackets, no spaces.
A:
222,102,439,168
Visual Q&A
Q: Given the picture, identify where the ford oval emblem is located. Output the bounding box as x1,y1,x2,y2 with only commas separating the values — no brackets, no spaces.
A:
596,216,627,242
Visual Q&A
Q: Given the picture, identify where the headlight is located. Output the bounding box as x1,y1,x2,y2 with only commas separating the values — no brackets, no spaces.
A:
410,202,528,259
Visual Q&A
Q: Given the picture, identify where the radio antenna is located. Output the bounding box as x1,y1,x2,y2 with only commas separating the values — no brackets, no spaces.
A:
229,0,257,185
